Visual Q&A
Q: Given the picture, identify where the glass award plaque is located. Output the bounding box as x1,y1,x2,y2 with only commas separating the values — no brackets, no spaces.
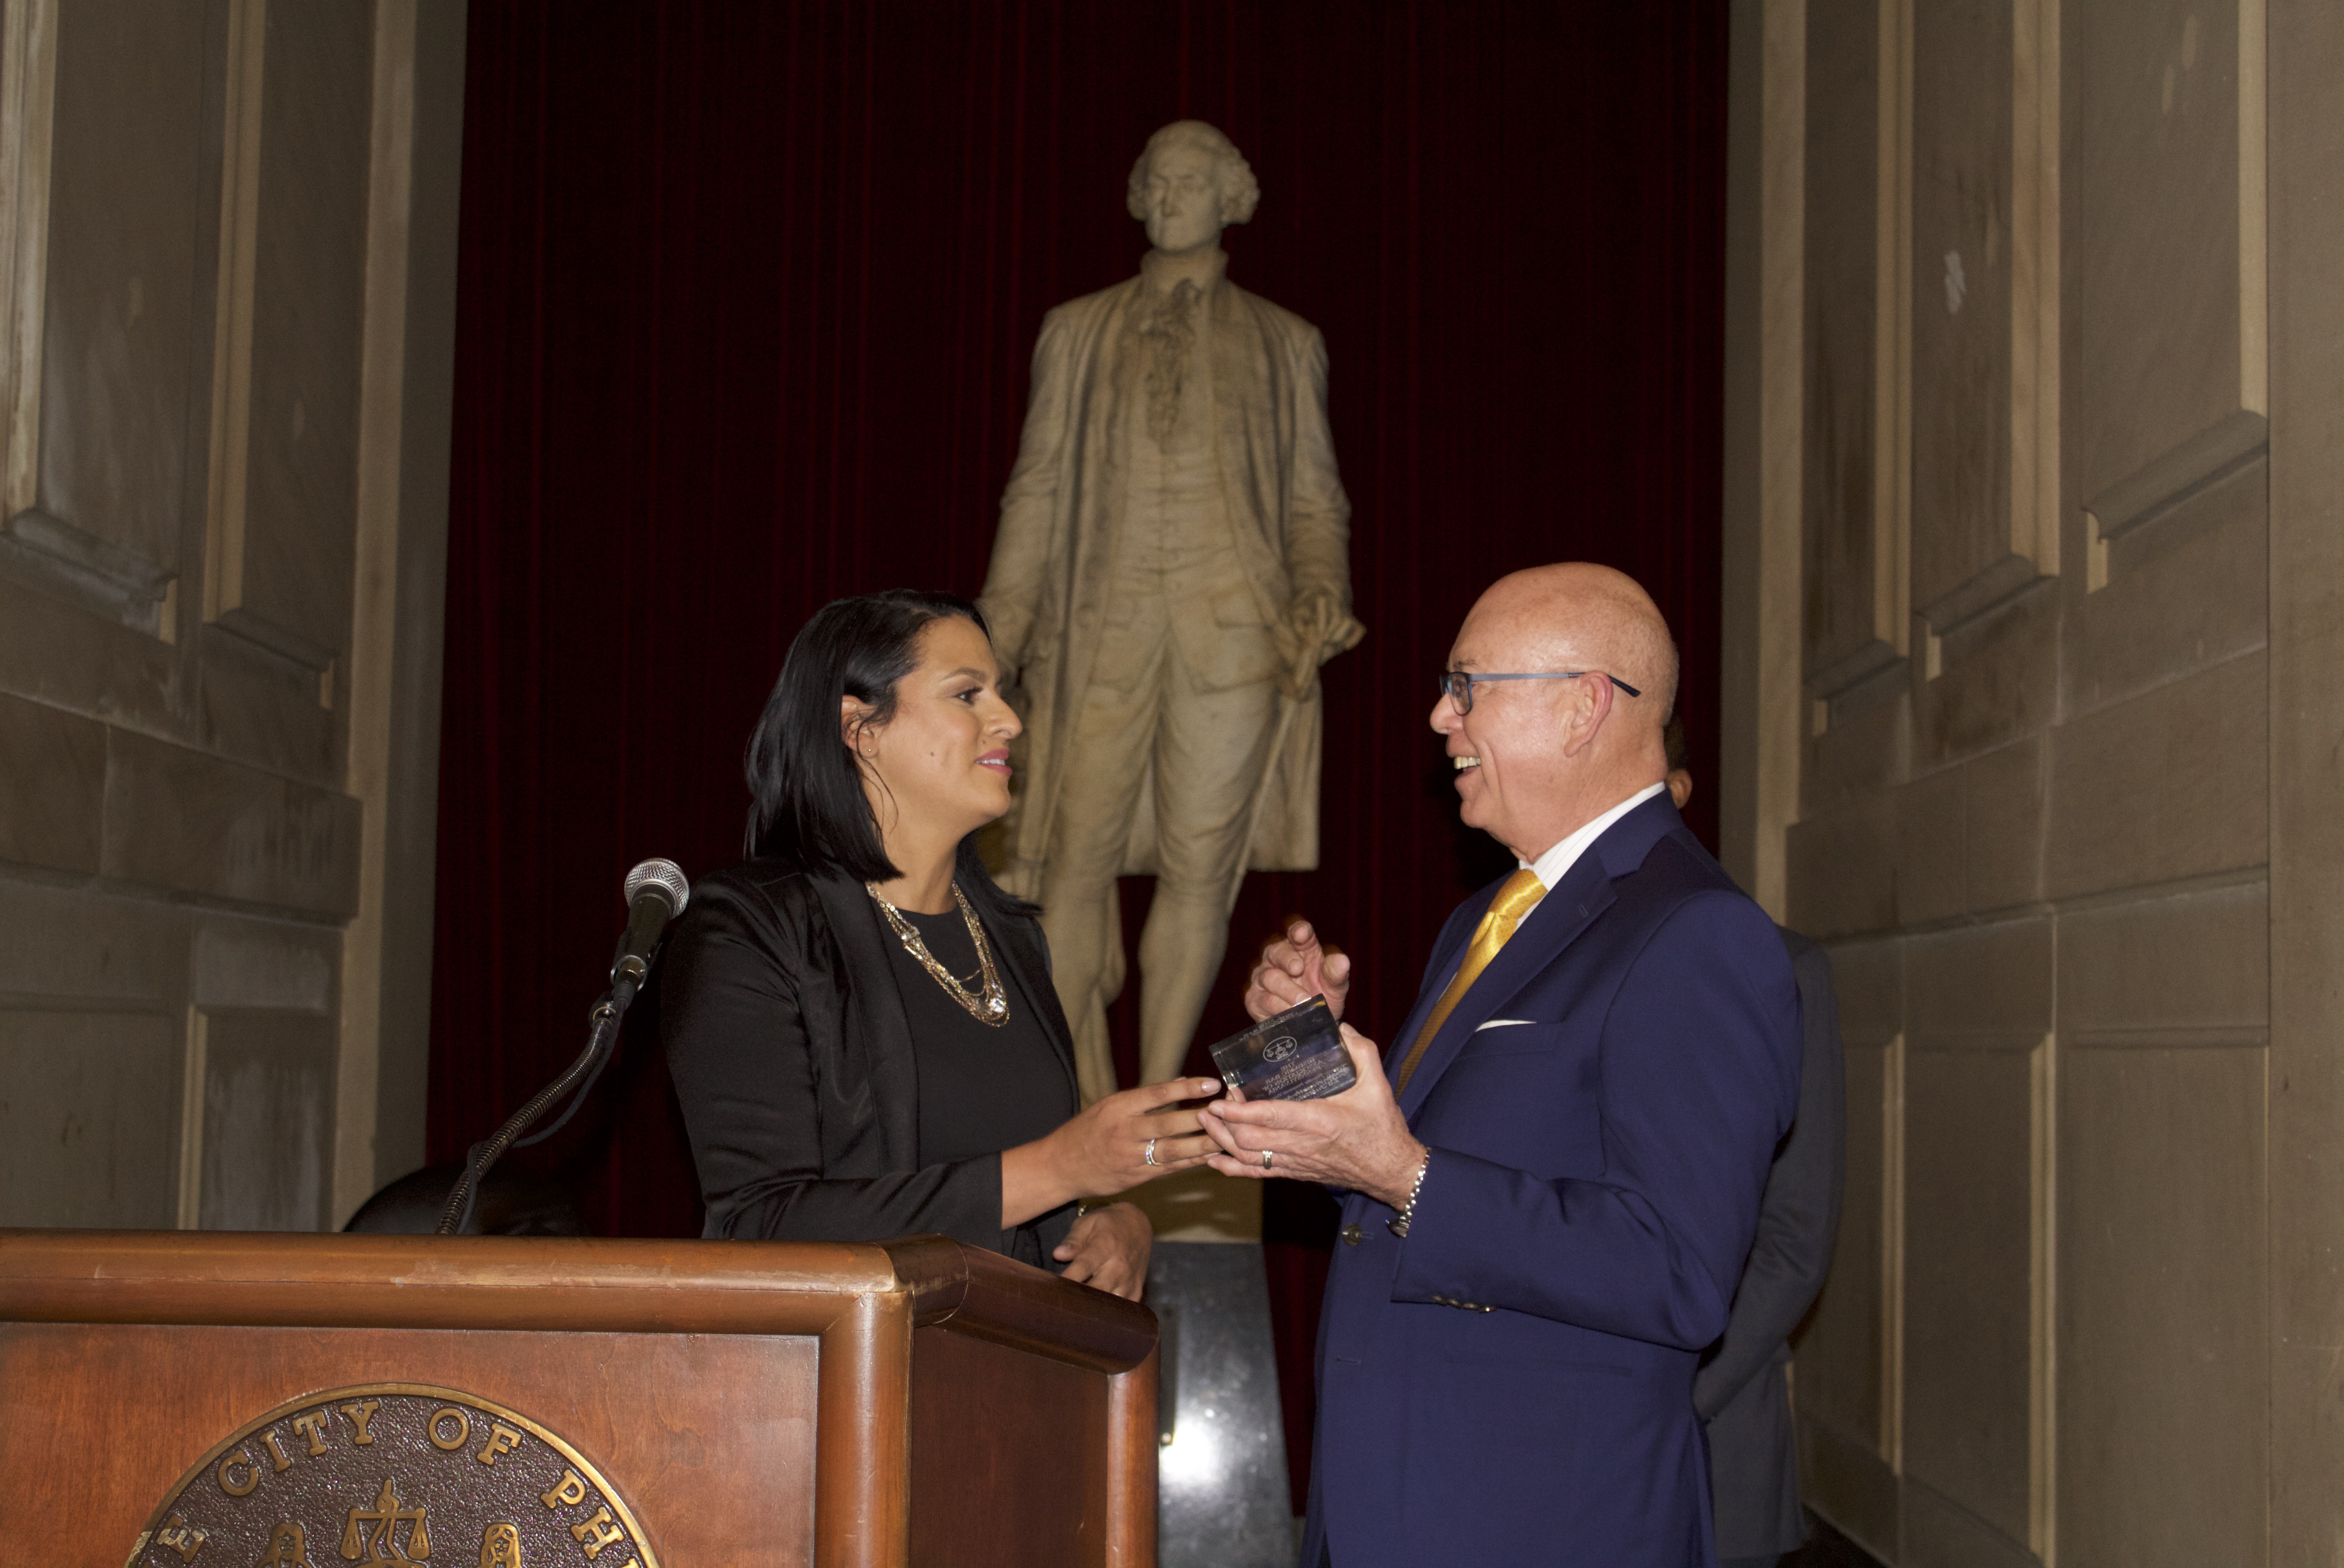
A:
1207,995,1357,1101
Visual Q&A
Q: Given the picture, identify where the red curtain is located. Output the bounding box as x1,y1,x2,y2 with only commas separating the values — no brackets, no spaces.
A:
433,0,1727,1513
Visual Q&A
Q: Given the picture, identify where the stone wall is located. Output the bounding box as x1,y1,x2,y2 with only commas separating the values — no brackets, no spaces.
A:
1718,0,2342,1560
0,0,464,1233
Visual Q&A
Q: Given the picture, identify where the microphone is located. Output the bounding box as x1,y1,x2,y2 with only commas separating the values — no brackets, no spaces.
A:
611,858,690,987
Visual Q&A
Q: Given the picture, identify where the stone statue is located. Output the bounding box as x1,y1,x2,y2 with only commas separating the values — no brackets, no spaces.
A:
980,120,1362,1100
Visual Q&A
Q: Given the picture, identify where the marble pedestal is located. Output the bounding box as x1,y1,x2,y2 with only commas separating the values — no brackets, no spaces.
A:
1147,1239,1295,1568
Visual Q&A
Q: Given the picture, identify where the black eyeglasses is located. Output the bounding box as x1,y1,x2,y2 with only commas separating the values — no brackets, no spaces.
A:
1437,670,1642,716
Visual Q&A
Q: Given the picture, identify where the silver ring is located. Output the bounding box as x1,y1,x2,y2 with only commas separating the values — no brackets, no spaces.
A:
1144,1137,1159,1167
1262,1149,1275,1171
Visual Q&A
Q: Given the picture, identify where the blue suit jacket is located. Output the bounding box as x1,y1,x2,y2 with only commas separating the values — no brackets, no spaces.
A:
1303,795,1802,1568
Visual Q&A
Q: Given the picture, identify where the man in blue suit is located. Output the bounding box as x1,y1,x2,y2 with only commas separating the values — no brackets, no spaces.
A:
1202,563,1802,1567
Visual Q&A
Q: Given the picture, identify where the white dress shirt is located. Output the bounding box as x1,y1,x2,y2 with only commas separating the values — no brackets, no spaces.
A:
1520,780,1670,906
1476,780,1669,1032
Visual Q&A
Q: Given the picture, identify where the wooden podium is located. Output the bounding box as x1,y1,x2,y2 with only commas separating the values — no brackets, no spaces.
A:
0,1230,1157,1567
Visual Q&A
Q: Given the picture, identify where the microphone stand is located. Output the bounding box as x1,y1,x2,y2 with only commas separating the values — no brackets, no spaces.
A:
436,857,685,1238
433,976,639,1237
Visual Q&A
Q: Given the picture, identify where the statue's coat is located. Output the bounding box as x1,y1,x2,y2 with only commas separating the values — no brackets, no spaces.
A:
980,269,1357,883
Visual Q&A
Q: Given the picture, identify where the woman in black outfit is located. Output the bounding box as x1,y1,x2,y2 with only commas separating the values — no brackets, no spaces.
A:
662,591,1221,1297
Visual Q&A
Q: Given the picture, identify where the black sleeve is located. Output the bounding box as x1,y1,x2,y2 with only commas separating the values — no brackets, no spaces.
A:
1693,932,1849,1420
660,876,1008,1249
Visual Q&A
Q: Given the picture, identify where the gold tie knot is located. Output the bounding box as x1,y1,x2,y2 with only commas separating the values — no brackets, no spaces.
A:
1492,867,1546,926
1390,867,1548,1096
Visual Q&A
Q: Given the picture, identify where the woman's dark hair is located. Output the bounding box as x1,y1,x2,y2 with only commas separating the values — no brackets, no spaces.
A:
744,590,1033,916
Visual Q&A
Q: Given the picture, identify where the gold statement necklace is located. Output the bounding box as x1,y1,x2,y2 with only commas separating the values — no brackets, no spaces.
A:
867,881,1010,1027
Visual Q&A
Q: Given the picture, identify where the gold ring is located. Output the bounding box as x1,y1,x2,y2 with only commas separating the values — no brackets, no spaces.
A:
1262,1149,1274,1171
1144,1138,1159,1167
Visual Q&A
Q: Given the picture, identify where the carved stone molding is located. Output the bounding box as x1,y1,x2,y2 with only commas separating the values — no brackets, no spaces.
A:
215,606,336,676
0,0,55,527
2083,408,2268,592
1807,631,1905,706
1918,549,2040,638
201,0,267,637
0,506,175,633
2087,408,2269,543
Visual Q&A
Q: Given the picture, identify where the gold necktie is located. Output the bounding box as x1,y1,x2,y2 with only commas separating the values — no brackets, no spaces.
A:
1391,868,1547,1094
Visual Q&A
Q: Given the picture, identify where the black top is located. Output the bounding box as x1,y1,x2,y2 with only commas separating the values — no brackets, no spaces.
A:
659,857,1083,1268
884,902,1076,1168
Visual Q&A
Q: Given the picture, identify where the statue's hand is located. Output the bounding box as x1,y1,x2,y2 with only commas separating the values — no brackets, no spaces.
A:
1272,595,1363,697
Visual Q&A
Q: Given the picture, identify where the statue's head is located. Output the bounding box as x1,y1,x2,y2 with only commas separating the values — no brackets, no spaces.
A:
1126,121,1259,253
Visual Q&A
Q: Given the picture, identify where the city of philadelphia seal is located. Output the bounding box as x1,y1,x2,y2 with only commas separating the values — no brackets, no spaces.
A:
129,1385,659,1568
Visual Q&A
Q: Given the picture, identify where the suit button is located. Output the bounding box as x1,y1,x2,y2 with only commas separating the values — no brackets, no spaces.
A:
1341,1224,1363,1246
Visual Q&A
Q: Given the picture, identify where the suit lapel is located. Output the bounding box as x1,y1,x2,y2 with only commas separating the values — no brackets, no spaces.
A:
1393,793,1685,1119
1381,897,1485,1081
808,872,923,1167
992,911,1082,1105
1395,852,1617,1120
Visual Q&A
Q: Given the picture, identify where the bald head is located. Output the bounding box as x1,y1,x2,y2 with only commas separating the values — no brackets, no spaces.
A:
1469,564,1678,718
1434,563,1679,861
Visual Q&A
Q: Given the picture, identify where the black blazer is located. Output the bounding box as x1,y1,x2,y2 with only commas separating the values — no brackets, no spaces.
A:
1695,926,1847,1558
660,856,1082,1263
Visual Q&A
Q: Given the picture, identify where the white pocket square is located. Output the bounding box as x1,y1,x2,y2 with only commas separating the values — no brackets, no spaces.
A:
1475,1019,1534,1031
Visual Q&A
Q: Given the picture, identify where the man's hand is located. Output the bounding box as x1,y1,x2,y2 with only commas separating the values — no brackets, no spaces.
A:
1199,1025,1425,1207
1246,918,1352,1022
1053,1201,1152,1300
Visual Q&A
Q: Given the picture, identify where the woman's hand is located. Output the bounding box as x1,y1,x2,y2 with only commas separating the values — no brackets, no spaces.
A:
1002,1076,1222,1226
1061,1076,1225,1193
1054,1202,1152,1300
